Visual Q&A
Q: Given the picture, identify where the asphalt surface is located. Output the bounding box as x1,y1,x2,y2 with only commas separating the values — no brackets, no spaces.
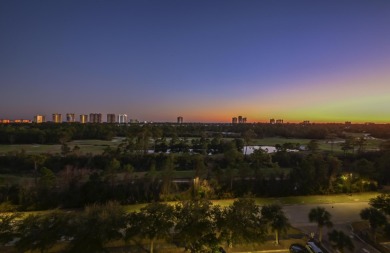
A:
283,202,381,253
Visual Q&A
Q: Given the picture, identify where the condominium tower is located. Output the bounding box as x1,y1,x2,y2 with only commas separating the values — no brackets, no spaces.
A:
89,113,102,123
117,114,128,124
107,114,116,123
34,114,45,123
80,114,88,124
52,113,62,123
66,113,76,123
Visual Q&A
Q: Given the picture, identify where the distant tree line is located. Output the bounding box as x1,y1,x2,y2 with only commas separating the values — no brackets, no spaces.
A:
1,122,390,144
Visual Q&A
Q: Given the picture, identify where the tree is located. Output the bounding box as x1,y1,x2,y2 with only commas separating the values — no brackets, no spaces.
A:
328,230,354,253
369,193,390,215
340,137,355,155
355,137,366,153
249,148,273,169
326,133,338,154
16,212,68,253
67,201,126,253
131,202,175,253
360,207,387,243
173,200,220,253
327,155,342,192
242,129,256,155
61,143,71,156
29,154,47,184
160,154,177,199
307,140,319,153
0,213,20,246
308,207,333,242
37,167,57,209
218,198,265,248
261,204,290,245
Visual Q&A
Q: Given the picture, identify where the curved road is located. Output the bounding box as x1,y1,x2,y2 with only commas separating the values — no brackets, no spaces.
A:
283,202,380,253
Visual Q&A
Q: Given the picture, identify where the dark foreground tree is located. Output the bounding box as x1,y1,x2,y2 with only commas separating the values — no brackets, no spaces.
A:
369,193,390,215
218,198,265,248
67,201,126,253
261,204,290,245
173,200,220,253
328,230,354,253
16,212,67,253
308,207,333,243
127,202,174,253
360,207,387,243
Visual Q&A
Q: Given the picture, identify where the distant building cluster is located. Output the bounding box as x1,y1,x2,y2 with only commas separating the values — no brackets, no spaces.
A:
232,115,247,124
177,116,183,124
0,119,31,124
5,114,182,124
26,113,132,124
270,118,283,124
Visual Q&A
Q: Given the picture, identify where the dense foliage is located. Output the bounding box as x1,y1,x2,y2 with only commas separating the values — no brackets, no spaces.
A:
0,123,389,211
0,199,277,253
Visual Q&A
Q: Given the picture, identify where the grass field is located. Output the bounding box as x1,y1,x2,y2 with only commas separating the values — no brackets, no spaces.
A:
0,138,123,155
121,192,379,211
0,136,383,155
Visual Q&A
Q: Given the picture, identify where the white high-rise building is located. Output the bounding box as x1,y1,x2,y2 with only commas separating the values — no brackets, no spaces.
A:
117,114,128,124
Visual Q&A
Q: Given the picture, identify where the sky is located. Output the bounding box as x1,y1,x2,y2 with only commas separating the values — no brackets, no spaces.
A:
1,0,390,123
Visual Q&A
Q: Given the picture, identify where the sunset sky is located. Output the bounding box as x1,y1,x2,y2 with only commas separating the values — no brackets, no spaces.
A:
1,0,390,123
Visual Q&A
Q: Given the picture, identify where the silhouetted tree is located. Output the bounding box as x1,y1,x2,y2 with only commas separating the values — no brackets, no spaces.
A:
308,207,333,242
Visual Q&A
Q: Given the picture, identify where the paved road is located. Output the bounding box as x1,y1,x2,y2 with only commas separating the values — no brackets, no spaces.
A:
282,202,380,253
283,202,370,226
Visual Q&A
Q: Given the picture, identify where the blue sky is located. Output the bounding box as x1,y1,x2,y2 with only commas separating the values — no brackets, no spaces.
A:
1,0,390,122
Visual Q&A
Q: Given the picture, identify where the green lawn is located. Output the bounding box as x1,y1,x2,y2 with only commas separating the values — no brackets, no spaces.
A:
0,144,62,154
0,139,124,155
0,136,383,155
122,192,379,211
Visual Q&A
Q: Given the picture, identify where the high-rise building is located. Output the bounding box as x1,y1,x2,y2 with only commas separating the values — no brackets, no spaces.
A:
89,113,102,123
66,113,76,123
52,113,62,123
107,114,116,123
177,116,183,124
34,114,45,123
233,115,247,124
117,114,128,124
80,114,88,124
270,119,275,124
276,119,284,124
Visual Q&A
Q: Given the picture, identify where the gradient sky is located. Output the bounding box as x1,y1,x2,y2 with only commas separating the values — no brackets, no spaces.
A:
1,0,390,123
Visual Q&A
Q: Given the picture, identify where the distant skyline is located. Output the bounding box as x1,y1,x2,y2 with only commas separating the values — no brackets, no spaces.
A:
1,0,390,123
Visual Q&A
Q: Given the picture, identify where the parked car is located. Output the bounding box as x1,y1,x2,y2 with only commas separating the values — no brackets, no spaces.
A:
306,241,323,253
290,244,309,253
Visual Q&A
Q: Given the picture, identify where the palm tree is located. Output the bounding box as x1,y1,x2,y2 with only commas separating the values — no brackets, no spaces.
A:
328,230,354,253
261,204,290,245
308,207,333,243
360,207,387,243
